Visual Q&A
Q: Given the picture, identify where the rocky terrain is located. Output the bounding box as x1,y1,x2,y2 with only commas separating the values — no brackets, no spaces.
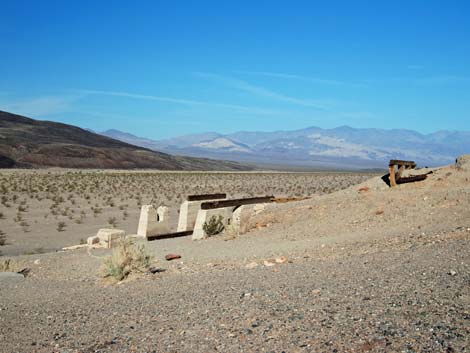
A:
0,157,469,352
0,110,250,171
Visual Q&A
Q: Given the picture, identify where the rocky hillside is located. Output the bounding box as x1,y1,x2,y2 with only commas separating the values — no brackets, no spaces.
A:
0,111,251,170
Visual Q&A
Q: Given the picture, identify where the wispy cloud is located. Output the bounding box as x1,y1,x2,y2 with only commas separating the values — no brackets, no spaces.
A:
194,72,332,109
363,74,469,86
234,70,360,87
0,95,79,117
80,89,279,115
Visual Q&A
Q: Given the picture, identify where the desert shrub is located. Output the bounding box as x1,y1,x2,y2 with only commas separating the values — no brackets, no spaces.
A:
203,215,225,236
102,239,153,281
0,230,6,246
57,221,66,232
108,217,118,227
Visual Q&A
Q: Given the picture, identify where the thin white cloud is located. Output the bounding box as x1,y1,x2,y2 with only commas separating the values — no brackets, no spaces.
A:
363,75,469,86
80,89,279,115
0,95,78,117
194,72,331,109
234,70,359,86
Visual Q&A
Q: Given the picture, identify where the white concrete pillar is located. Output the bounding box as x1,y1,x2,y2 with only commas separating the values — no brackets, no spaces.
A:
137,205,170,237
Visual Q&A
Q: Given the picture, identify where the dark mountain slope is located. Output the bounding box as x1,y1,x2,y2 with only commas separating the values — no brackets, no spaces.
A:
0,111,251,170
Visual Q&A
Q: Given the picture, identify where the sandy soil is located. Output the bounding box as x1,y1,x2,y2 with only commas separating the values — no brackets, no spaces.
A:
0,163,469,352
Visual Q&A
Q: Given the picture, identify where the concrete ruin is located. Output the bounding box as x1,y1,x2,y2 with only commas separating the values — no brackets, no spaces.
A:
87,228,126,248
192,200,268,240
137,205,170,237
140,195,272,241
177,194,227,232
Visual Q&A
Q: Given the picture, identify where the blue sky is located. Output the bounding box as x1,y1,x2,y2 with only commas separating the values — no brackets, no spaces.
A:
0,0,469,139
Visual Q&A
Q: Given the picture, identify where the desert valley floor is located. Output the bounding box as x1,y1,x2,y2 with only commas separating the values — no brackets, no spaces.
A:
0,165,469,352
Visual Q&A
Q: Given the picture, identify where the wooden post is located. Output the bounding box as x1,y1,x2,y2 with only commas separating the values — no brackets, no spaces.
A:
389,164,397,187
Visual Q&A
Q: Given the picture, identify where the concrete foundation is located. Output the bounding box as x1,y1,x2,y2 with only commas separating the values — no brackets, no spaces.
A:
137,205,170,237
192,207,236,240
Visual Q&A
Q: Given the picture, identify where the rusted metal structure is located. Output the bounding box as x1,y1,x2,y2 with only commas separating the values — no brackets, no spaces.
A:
388,159,427,186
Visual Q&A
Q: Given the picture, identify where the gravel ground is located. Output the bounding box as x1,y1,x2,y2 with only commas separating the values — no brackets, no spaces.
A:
0,163,469,352
0,230,468,353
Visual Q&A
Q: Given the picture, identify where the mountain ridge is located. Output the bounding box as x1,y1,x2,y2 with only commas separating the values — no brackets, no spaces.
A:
0,111,252,171
102,125,470,169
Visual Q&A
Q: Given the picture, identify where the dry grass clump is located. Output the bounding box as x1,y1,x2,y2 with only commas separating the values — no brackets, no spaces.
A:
102,239,153,281
0,259,17,272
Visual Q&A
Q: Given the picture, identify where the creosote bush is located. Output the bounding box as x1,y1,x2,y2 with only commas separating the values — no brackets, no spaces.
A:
102,239,153,281
203,215,225,236
57,221,66,232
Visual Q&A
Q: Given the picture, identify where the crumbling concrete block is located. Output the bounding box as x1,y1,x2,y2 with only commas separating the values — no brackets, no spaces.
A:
232,204,267,235
87,236,100,246
96,228,126,248
137,205,170,237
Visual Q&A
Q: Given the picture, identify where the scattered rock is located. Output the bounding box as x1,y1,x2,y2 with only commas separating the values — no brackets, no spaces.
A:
274,256,288,264
33,259,40,265
448,270,457,276
148,267,166,274
358,186,370,192
263,260,275,267
245,262,258,269
165,254,182,261
17,268,31,277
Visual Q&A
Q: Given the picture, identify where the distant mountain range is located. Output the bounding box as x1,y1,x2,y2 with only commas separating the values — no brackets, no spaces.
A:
0,111,251,170
102,126,470,169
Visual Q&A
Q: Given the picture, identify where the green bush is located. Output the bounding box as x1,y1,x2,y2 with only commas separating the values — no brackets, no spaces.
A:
102,239,153,281
203,215,225,236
